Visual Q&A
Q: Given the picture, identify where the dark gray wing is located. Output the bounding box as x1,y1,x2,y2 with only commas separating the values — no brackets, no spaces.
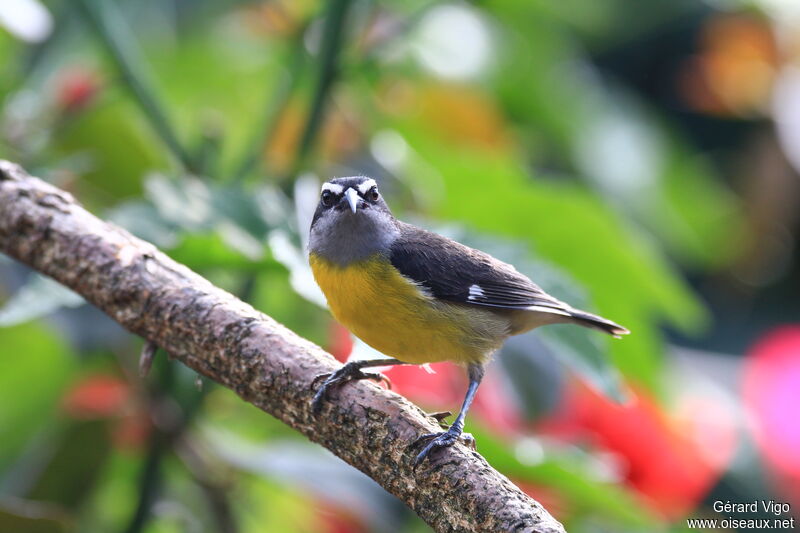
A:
388,223,568,313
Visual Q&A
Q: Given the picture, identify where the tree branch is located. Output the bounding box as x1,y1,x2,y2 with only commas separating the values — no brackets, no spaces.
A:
0,160,566,533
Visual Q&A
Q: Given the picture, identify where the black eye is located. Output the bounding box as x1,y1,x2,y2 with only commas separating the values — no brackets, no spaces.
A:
367,187,379,202
321,190,335,207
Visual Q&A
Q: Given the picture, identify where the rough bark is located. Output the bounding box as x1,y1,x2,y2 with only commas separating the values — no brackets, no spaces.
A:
0,160,566,533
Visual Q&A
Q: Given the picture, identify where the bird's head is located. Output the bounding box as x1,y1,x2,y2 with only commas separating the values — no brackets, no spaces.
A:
308,176,399,265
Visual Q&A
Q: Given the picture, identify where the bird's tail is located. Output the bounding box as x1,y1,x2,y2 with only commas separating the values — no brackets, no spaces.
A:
567,309,629,338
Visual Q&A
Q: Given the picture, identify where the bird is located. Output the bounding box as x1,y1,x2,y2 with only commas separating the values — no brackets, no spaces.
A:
307,176,628,465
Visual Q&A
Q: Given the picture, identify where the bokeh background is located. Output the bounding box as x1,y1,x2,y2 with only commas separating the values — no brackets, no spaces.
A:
1,0,799,531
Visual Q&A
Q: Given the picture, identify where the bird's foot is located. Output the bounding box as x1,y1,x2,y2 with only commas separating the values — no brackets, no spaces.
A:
311,362,391,414
412,427,476,467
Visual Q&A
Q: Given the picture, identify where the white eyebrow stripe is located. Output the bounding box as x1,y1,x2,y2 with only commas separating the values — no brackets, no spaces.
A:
321,182,344,194
357,178,377,194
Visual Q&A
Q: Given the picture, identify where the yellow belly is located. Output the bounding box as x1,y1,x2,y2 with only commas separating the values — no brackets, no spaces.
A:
309,253,507,364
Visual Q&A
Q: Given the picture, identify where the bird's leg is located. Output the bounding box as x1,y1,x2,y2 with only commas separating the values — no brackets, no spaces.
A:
413,363,484,466
311,357,407,414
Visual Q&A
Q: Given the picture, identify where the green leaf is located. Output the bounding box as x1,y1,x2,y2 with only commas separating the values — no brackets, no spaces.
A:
53,99,168,201
142,174,278,258
0,499,71,533
25,420,112,509
144,173,215,231
205,430,404,532
0,322,76,469
658,147,742,268
167,232,269,270
471,429,664,531
485,5,741,271
107,201,179,248
141,19,287,173
210,186,271,240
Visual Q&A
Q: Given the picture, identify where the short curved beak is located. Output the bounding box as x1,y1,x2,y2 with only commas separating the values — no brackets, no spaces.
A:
344,187,359,213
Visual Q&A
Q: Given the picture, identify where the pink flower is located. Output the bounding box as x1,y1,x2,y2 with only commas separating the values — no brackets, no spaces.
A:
743,325,800,507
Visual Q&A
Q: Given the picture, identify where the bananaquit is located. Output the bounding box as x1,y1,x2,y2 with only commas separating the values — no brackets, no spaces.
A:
308,176,629,465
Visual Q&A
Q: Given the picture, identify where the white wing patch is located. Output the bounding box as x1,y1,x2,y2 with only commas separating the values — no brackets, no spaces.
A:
467,284,485,301
357,178,377,194
321,182,344,194
466,283,569,315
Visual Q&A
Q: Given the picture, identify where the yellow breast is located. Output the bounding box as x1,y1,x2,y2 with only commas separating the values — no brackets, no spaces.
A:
309,253,507,364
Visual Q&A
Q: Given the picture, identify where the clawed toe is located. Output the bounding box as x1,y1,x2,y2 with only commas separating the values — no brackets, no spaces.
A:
366,372,392,390
412,432,440,446
310,372,333,389
311,364,392,415
311,370,346,414
412,428,466,467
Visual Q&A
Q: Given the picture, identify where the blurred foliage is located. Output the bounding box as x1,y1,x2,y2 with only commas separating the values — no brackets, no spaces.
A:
1,0,799,532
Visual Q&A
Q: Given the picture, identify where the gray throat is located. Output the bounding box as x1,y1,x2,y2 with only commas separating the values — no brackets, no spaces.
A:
309,212,400,266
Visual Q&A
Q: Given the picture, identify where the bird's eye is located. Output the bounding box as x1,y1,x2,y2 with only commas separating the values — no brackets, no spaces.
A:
367,187,379,202
321,190,335,207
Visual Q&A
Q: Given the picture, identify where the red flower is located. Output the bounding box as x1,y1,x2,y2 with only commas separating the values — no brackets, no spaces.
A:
62,373,150,449
313,500,365,533
539,380,734,519
55,66,101,113
62,374,130,419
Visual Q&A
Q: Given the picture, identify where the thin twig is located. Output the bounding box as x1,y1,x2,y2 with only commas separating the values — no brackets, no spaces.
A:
139,341,158,378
